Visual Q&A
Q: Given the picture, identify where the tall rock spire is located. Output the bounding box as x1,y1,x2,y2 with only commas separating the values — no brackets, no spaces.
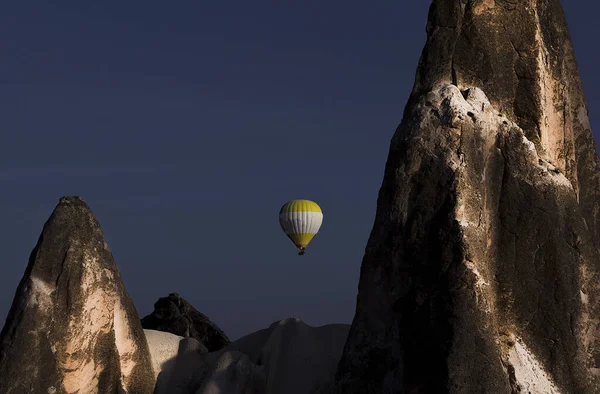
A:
0,196,155,393
335,1,600,393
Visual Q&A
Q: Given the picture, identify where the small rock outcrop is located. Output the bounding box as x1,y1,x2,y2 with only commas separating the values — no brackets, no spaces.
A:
335,1,600,393
144,329,185,381
141,293,230,352
153,318,350,394
0,196,156,394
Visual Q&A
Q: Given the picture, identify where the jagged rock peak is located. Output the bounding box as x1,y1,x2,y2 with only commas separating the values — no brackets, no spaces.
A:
335,1,600,393
0,196,155,394
414,0,598,198
141,292,231,352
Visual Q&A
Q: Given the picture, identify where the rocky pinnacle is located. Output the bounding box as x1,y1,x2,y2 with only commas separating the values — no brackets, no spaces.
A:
335,1,600,393
0,196,155,394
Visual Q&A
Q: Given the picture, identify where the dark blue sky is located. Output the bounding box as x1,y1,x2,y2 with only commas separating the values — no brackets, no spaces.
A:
1,1,597,340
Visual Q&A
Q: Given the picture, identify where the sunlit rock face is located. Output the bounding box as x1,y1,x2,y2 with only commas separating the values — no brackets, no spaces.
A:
335,1,600,393
0,196,155,394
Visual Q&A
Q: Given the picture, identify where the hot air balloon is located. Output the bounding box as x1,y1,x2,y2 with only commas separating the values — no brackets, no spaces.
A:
279,199,323,255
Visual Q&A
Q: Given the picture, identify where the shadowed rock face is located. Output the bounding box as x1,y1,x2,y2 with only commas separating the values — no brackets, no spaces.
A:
335,1,600,393
0,196,155,394
153,318,350,394
141,293,230,352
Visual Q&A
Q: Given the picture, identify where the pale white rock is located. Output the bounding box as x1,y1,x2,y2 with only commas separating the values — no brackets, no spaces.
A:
144,329,184,380
155,318,350,394
507,336,561,394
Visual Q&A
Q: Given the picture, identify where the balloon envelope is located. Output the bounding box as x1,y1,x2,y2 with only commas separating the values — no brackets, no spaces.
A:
279,200,323,250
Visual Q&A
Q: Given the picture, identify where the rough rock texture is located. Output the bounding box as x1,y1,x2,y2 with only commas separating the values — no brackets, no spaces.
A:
154,318,350,394
0,196,156,394
335,1,600,393
141,293,230,352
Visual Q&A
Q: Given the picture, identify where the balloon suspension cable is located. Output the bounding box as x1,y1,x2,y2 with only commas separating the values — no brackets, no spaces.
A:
298,247,305,256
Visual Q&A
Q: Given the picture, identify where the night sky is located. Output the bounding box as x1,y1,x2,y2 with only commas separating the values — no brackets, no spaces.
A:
1,1,598,340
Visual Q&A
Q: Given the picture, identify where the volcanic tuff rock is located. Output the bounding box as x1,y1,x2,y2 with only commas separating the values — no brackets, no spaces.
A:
144,329,186,381
141,293,230,352
153,335,208,394
154,318,350,394
0,196,155,394
335,1,600,393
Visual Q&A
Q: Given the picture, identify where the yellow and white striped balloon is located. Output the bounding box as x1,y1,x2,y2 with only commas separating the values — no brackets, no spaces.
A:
279,200,323,254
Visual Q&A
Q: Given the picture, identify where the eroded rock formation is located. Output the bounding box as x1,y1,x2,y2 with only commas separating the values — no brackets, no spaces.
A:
141,292,230,352
144,329,186,381
154,318,350,394
0,196,155,394
335,1,600,393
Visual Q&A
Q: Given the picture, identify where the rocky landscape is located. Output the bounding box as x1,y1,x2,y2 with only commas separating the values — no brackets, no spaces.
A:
0,197,350,394
2,0,600,393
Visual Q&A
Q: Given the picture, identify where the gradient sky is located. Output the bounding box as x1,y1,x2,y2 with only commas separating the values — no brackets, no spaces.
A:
1,1,598,341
